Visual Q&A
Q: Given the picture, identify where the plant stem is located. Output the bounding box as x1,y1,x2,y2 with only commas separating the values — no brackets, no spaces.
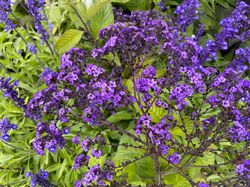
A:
152,154,162,186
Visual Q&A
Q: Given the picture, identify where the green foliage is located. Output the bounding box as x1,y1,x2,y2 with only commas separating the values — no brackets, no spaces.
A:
0,0,246,186
55,29,83,54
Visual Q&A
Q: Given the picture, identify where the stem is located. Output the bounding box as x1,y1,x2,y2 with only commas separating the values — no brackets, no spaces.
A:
101,120,146,145
152,154,162,186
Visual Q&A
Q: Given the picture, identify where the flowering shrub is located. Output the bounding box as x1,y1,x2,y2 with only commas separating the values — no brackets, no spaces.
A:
0,0,249,186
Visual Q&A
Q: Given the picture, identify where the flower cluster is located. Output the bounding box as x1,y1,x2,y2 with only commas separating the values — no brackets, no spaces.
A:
32,121,66,155
0,77,26,109
0,0,16,31
25,0,48,43
93,11,168,64
229,47,250,73
203,1,250,61
3,1,247,186
76,160,115,186
174,0,200,31
217,1,250,43
0,117,17,141
26,169,55,187
73,134,105,170
198,182,209,187
235,160,250,179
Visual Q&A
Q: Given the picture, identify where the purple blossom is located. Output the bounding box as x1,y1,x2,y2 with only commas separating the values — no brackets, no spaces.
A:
175,0,200,31
0,0,16,31
25,0,48,43
79,161,115,186
28,44,37,54
198,182,209,187
0,77,26,109
81,138,91,152
0,117,17,141
91,149,102,158
235,160,250,179
40,68,58,85
73,154,90,170
85,64,105,77
72,136,80,144
168,153,181,165
26,170,55,187
32,122,65,155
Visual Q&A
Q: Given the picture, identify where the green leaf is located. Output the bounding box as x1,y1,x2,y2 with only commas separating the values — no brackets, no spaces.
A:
57,160,67,179
149,105,167,123
89,2,114,38
49,6,63,27
125,0,148,10
188,167,201,178
112,0,129,2
195,152,215,166
216,0,230,8
207,174,221,181
55,29,83,54
123,157,155,185
114,132,145,166
107,111,132,123
163,173,191,187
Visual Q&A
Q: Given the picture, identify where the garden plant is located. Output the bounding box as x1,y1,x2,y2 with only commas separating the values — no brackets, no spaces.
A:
0,0,249,186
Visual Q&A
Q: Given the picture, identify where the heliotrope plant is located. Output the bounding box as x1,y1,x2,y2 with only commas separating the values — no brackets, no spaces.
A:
0,0,249,186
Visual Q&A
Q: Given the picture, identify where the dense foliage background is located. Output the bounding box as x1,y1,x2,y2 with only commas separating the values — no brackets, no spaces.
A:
0,0,249,186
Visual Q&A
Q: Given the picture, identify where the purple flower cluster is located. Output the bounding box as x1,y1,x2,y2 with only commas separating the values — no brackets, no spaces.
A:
19,2,250,186
28,44,38,55
26,169,55,187
136,115,172,155
0,77,26,109
72,135,105,171
198,182,209,187
0,117,17,141
26,84,71,121
169,84,194,109
168,152,181,165
175,0,200,31
25,0,48,43
203,1,250,60
0,0,16,31
76,160,115,186
235,160,250,179
32,121,66,155
217,1,250,43
229,47,250,73
73,154,90,170
93,11,168,64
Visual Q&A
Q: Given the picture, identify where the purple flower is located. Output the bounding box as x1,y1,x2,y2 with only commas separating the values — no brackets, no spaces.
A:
28,44,37,54
175,0,200,31
73,154,90,170
25,0,48,43
0,77,26,109
235,160,250,179
80,161,115,186
81,138,91,152
91,149,102,158
0,117,17,141
0,0,16,31
32,121,66,155
26,170,54,187
198,182,209,187
72,136,80,144
168,153,181,165
85,64,105,77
